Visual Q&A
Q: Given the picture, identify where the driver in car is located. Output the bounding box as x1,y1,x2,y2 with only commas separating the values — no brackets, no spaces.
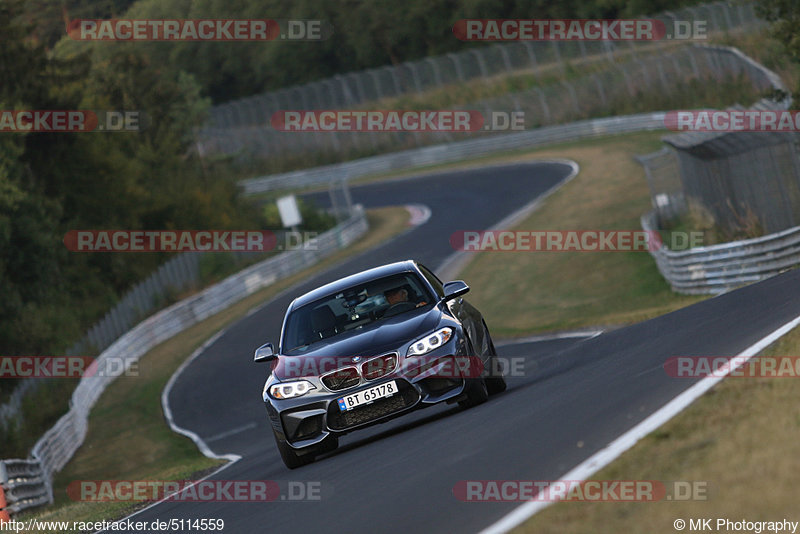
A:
384,287,427,308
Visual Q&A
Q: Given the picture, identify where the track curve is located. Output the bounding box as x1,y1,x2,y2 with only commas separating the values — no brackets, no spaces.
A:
108,162,800,533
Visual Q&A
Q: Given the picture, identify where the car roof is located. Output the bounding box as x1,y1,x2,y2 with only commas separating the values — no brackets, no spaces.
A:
290,260,421,310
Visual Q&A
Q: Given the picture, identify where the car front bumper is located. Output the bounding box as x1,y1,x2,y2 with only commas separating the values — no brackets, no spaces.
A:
265,352,474,449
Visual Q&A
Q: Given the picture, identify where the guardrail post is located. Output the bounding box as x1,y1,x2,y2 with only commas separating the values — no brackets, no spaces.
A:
0,462,8,523
0,488,9,524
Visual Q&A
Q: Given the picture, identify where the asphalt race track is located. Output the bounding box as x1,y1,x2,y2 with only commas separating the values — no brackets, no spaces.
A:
111,162,800,533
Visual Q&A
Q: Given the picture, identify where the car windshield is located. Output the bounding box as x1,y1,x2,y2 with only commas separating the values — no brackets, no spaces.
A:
282,272,433,354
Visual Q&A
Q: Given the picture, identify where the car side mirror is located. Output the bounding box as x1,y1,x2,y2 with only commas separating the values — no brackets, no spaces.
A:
254,343,277,363
443,280,469,301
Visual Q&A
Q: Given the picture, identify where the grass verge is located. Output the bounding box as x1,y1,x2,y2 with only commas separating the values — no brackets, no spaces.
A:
229,67,760,181
456,132,705,336
20,131,726,530
21,206,411,532
517,324,800,534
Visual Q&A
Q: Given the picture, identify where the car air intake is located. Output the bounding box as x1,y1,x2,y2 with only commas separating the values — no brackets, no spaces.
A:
362,353,398,380
321,366,360,391
327,380,419,430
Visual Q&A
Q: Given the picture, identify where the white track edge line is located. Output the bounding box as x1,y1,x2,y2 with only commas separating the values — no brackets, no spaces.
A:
99,328,243,532
161,328,241,463
436,159,580,282
495,330,602,347
102,203,432,531
479,312,800,534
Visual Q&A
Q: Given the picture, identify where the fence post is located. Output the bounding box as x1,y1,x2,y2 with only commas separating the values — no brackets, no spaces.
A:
593,74,607,107
551,41,565,75
523,42,539,77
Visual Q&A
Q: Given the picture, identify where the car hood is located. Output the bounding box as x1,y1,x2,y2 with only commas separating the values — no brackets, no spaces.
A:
273,307,443,379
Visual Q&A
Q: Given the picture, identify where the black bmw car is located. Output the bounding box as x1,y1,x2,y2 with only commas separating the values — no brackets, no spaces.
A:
254,260,505,468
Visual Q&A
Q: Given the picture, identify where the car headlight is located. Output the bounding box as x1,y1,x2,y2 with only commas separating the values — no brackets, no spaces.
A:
267,380,316,400
407,327,454,357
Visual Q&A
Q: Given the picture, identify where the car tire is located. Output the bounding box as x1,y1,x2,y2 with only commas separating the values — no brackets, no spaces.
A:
273,431,338,469
458,333,489,408
458,376,489,408
483,324,507,395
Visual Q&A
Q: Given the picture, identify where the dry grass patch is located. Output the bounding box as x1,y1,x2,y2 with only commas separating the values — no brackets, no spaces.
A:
518,325,800,534
458,133,704,336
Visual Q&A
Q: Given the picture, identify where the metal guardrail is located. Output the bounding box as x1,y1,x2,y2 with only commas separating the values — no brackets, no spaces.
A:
241,112,668,194
201,1,764,159
0,208,368,515
0,460,50,514
203,46,726,160
1,39,786,517
642,212,800,294
240,45,777,195
636,45,797,294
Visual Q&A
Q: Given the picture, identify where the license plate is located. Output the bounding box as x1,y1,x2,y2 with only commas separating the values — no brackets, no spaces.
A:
337,380,398,412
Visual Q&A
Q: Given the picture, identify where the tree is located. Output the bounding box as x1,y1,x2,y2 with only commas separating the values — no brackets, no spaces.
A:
757,0,800,63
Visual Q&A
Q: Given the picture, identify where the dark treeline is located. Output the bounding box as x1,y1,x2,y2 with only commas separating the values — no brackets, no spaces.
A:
0,0,262,357
31,0,694,103
3,0,791,358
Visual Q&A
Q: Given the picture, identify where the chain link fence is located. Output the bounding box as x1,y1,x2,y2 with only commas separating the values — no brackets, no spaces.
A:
3,37,787,515
240,45,780,194
636,45,800,294
0,207,368,516
2,178,355,433
1,242,263,434
637,147,686,221
197,2,764,161
664,125,800,235
640,40,793,234
0,0,782,517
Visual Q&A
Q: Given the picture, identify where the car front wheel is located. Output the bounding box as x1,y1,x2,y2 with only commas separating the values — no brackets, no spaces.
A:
458,375,489,408
458,334,489,408
272,430,337,469
483,325,507,394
